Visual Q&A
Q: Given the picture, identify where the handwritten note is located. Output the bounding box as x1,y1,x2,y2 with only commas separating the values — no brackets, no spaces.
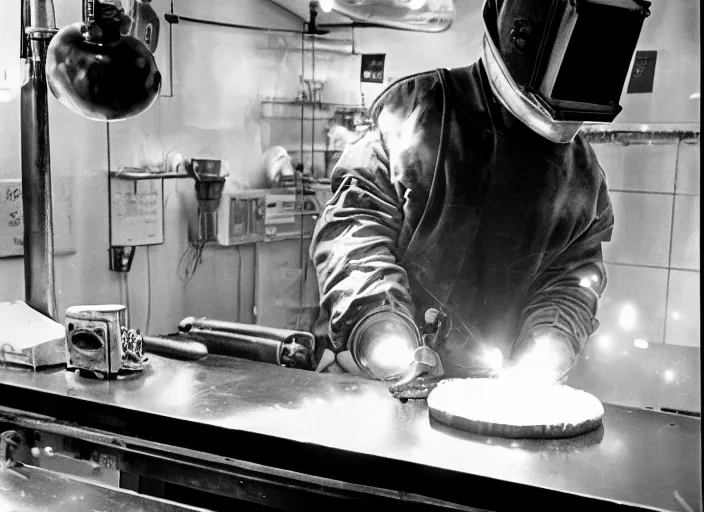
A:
0,178,75,258
109,177,164,246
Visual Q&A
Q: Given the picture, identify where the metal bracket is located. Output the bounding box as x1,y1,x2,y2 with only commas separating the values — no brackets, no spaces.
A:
164,12,179,24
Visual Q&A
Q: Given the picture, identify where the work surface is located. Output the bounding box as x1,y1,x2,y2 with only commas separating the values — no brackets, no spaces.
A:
0,354,701,512
0,465,206,512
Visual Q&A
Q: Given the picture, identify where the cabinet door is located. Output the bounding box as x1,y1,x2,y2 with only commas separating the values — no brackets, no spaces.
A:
254,238,319,331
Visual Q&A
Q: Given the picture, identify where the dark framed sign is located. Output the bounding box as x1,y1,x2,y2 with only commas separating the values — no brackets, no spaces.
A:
627,50,657,94
361,54,386,83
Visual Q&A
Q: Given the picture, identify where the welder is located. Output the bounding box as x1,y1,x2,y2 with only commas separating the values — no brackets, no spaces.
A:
310,0,651,398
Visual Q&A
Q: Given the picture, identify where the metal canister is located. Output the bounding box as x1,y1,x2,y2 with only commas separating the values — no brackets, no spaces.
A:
65,304,128,378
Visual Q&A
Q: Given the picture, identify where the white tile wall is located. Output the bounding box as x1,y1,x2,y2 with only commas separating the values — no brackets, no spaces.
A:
597,264,669,344
671,195,700,270
595,138,700,348
603,192,673,267
676,142,701,195
666,270,701,347
593,144,677,193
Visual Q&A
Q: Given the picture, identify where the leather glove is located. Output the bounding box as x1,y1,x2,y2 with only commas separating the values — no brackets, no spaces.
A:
388,346,445,401
504,329,577,386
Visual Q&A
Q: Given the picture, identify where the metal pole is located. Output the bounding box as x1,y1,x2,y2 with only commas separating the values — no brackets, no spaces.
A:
20,0,58,320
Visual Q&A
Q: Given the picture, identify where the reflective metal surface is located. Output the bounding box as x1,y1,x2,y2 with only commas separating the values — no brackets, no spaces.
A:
0,465,206,511
0,354,700,511
46,23,161,121
329,0,455,33
21,0,58,321
568,336,700,415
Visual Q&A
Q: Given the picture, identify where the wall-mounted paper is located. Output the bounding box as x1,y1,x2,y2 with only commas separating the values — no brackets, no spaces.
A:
109,177,164,247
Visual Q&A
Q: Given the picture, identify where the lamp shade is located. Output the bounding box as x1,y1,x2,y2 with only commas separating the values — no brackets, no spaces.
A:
46,22,160,121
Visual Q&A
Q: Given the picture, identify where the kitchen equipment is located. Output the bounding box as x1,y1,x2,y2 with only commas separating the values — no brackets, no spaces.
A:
177,317,318,370
65,304,145,379
187,159,227,242
263,191,322,241
217,189,266,246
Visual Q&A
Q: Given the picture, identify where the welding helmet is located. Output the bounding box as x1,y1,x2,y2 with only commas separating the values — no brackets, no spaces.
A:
482,0,651,140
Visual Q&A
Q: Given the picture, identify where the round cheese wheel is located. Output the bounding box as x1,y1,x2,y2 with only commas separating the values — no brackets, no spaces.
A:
427,378,605,439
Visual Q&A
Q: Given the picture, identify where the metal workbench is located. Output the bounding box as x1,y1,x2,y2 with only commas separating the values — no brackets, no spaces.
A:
0,344,700,512
0,464,208,512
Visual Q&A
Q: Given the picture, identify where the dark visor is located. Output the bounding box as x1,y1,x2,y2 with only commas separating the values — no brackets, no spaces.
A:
529,0,651,122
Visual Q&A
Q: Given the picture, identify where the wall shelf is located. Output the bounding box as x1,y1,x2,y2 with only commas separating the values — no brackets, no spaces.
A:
261,99,367,120
110,170,193,181
582,123,700,145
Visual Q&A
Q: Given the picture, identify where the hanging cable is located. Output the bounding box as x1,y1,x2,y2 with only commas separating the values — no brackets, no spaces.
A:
296,23,306,330
144,245,152,335
296,29,316,331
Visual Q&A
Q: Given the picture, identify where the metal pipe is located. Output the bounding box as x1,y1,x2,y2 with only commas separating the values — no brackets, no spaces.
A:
21,0,58,320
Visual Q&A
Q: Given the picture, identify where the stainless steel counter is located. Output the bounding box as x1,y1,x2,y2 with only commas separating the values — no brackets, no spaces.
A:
0,354,701,512
567,335,700,415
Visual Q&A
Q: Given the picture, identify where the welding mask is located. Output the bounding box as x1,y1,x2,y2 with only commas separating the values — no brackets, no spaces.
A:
482,0,651,141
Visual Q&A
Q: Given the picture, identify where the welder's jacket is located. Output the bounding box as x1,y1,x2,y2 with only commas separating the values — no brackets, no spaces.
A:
310,61,614,378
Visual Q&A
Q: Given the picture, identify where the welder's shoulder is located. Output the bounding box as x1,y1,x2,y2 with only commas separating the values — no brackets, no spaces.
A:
560,134,613,218
369,70,445,124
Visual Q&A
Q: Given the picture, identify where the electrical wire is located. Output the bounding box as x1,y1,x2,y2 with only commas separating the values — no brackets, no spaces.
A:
178,208,207,283
178,237,206,283
235,245,243,323
145,245,152,335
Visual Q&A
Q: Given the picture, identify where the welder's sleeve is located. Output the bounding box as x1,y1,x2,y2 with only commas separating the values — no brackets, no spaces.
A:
513,185,615,362
310,130,414,352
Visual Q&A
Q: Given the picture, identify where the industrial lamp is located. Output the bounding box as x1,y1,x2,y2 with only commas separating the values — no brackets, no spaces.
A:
308,0,456,33
20,0,160,320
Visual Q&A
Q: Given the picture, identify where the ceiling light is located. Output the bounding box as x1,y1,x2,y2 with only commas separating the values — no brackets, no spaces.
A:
319,0,334,12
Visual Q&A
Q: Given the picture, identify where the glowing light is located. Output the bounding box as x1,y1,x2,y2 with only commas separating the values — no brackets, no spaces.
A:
318,0,334,12
0,89,11,103
579,277,592,288
482,347,504,371
672,311,681,320
369,335,414,371
618,304,638,331
597,335,611,350
407,0,427,9
690,92,701,100
591,274,599,282
498,333,564,386
664,370,675,382
633,339,649,349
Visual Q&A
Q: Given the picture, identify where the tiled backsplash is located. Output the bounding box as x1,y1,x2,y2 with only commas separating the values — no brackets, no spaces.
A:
592,138,700,348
